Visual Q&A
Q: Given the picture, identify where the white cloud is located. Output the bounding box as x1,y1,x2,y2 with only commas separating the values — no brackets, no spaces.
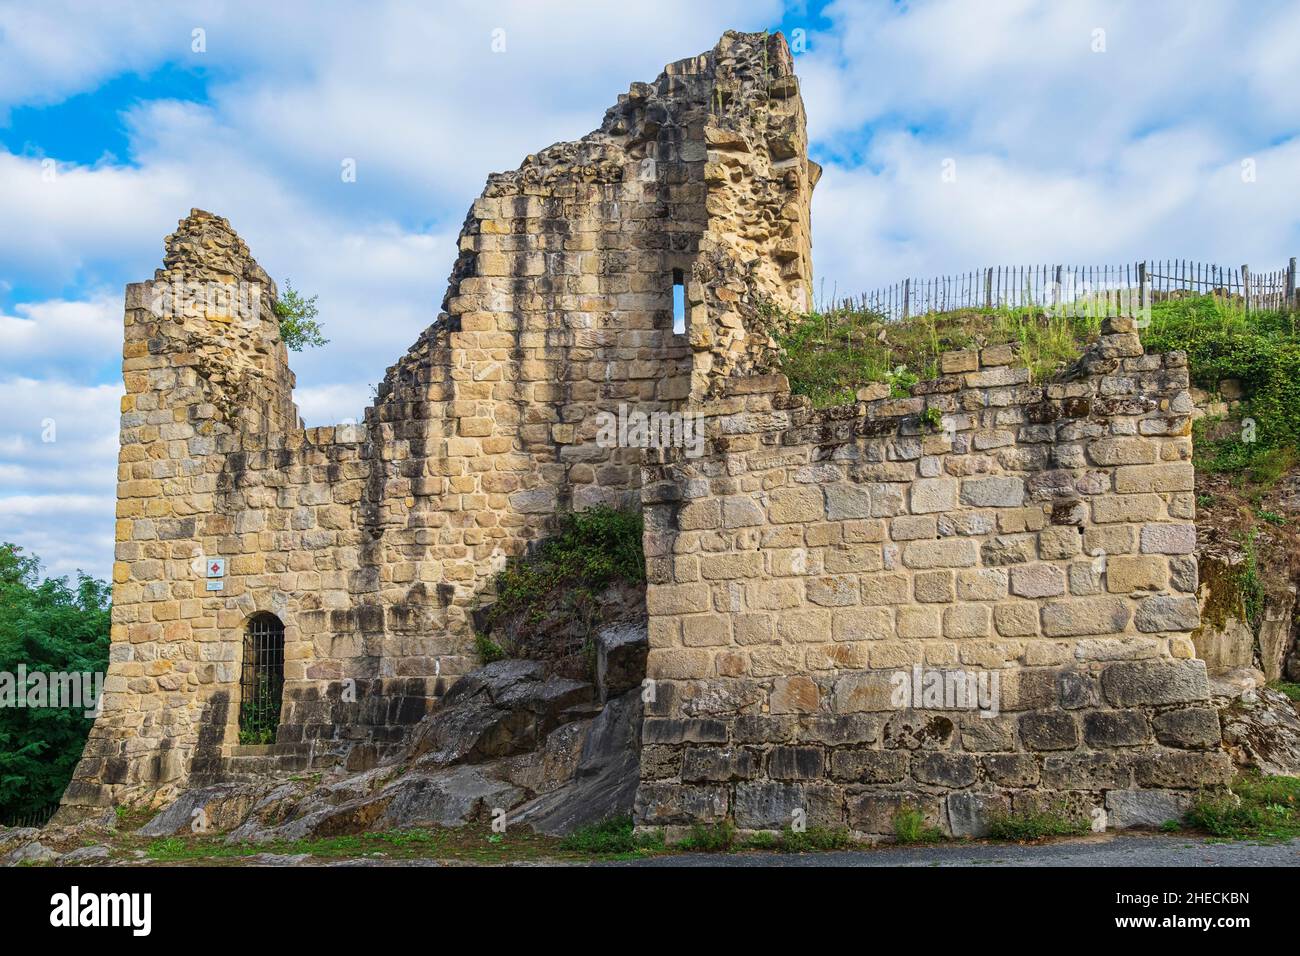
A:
0,295,121,376
5,0,1300,584
0,379,120,581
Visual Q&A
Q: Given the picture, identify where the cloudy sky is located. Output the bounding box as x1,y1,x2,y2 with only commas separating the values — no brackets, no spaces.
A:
2,0,1299,582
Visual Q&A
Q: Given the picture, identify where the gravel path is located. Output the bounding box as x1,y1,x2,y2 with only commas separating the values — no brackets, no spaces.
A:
600,834,1300,867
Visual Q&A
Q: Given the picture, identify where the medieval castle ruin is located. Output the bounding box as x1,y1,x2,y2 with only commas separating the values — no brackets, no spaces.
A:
61,31,1230,838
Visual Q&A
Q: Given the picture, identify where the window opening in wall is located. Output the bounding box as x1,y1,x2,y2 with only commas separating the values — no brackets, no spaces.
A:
672,269,686,334
239,613,285,745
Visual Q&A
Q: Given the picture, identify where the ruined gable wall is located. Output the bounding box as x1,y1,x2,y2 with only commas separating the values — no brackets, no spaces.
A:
66,31,814,810
635,324,1230,838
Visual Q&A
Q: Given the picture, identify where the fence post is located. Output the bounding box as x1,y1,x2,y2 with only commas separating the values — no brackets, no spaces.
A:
983,269,992,309
902,278,911,322
1137,261,1148,315
1288,257,1297,307
1242,264,1251,316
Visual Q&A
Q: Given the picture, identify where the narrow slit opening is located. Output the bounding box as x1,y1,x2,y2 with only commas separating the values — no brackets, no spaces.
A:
672,269,686,334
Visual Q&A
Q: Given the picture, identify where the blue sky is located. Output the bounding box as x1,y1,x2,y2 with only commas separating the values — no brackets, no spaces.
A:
2,0,1300,582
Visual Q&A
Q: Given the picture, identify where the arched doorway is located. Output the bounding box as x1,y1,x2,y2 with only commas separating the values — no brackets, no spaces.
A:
239,613,285,745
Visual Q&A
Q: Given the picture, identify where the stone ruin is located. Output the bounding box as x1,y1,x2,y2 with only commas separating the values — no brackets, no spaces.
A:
62,31,1232,839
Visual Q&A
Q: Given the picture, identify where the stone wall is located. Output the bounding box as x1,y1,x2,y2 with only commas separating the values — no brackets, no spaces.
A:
64,28,1229,829
634,327,1231,838
64,30,816,810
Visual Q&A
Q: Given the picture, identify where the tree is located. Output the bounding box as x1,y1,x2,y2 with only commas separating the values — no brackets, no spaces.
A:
0,543,110,820
273,279,328,351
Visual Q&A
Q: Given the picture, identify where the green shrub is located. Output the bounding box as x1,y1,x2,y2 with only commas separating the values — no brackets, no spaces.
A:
559,815,663,854
893,805,945,844
677,820,736,852
779,825,855,852
987,805,1089,841
1145,295,1300,480
473,633,505,665
486,506,645,630
273,279,328,351
1186,775,1300,841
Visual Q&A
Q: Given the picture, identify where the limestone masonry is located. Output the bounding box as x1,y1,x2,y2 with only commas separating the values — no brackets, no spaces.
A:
64,31,1225,837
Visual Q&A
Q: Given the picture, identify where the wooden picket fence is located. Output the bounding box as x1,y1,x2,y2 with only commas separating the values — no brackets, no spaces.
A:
0,803,59,830
828,257,1300,323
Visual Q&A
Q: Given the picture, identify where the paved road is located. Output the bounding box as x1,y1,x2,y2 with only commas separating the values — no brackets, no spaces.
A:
602,834,1300,867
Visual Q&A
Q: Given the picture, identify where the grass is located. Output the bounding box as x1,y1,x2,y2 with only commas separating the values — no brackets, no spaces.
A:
1143,295,1300,485
676,820,737,852
136,825,582,865
987,805,1090,841
892,805,945,844
1270,681,1300,702
771,298,1101,408
1185,773,1300,841
1237,529,1265,632
476,506,646,667
558,815,664,856
771,291,1300,498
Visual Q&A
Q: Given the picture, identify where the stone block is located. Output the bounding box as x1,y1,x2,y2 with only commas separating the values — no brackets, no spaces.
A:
1018,711,1078,750
1040,598,1131,637
1082,710,1150,747
960,476,1025,508
1133,595,1200,633
1139,523,1196,554
910,477,958,514
912,752,978,788
1100,659,1209,707
1104,555,1166,593
1151,707,1221,749
1104,789,1194,830
946,792,1010,838
902,538,979,569
829,749,910,784
768,745,826,780
1009,564,1066,598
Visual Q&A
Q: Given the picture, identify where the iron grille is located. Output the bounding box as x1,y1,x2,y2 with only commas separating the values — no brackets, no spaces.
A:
239,613,284,745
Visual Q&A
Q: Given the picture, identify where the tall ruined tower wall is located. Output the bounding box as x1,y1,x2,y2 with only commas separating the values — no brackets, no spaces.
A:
66,31,816,810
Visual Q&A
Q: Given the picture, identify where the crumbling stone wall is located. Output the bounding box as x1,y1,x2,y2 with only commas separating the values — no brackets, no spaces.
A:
64,29,1227,830
634,326,1230,838
65,30,814,810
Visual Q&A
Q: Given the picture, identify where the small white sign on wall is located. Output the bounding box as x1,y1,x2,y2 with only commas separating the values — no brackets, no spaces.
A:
205,579,225,592
206,558,225,578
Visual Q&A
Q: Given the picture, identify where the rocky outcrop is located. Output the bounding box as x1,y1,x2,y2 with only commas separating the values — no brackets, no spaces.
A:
1218,687,1300,777
128,631,649,845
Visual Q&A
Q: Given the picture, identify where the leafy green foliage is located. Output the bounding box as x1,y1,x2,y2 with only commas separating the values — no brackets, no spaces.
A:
774,825,855,852
0,543,110,819
1144,296,1300,481
559,815,664,855
1237,529,1265,632
473,633,506,665
1186,773,1300,841
987,805,1089,841
273,279,328,351
676,820,737,852
483,507,645,637
771,299,1099,408
892,805,945,844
